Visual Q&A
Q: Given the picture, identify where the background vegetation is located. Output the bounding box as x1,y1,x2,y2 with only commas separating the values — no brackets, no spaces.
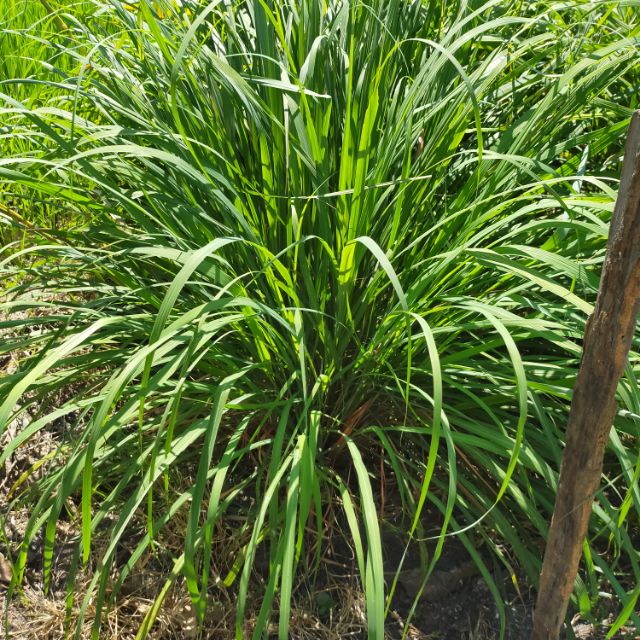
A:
1,0,639,638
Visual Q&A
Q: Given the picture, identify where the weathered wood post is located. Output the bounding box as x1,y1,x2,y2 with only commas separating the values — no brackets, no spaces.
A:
531,110,640,639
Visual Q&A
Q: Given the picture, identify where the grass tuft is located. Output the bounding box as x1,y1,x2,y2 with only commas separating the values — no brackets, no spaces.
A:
1,0,639,637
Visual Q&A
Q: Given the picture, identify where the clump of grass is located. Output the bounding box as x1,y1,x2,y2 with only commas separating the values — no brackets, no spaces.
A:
1,1,639,638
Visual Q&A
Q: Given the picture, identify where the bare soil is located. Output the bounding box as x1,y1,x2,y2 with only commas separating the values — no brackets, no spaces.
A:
2,454,638,640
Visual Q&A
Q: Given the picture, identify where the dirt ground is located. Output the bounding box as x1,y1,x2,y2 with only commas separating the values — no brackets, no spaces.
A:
1,414,639,639
2,473,638,640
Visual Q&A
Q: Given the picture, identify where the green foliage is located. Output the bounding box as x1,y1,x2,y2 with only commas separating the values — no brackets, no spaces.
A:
1,0,639,637
0,0,97,244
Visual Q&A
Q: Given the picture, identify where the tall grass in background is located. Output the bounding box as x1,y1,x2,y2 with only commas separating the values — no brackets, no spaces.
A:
0,0,97,245
1,0,639,637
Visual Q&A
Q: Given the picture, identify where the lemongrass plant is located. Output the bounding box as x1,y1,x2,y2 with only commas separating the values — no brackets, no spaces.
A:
1,0,639,638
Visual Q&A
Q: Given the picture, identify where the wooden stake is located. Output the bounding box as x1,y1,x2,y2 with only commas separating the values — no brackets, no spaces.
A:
531,111,640,640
